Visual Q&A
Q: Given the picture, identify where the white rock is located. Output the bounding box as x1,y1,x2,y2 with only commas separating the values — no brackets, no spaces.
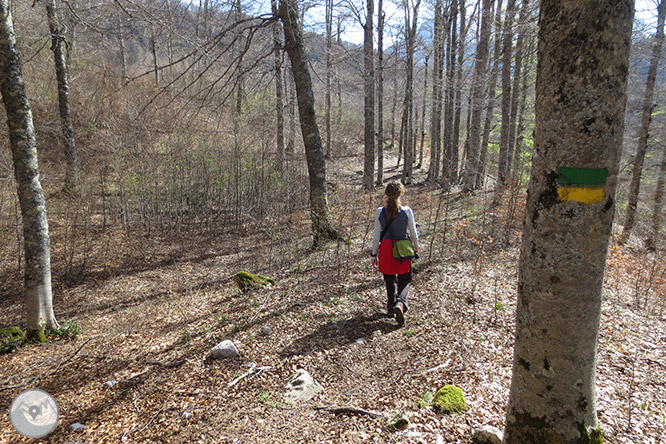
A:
472,425,503,444
105,380,117,387
211,340,239,359
285,369,323,401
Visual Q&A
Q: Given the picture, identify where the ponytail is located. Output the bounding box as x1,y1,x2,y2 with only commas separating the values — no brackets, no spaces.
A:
385,182,404,219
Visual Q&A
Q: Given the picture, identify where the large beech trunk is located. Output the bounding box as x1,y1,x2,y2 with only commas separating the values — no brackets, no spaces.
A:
1,0,58,332
503,1,633,442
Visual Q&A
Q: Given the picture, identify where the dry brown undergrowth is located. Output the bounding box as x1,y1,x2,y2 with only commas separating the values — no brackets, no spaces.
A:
0,159,664,444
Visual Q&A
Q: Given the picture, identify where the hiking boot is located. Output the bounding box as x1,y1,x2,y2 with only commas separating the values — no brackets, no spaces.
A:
394,303,404,327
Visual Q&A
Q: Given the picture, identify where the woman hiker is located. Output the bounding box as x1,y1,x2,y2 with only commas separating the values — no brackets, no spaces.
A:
371,182,419,326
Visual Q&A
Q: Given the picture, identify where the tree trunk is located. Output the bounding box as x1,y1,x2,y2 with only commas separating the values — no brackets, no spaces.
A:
620,0,665,243
0,0,58,332
117,13,127,81
427,0,444,182
151,26,159,86
506,0,529,182
451,0,467,184
496,0,517,194
401,0,420,185
45,0,78,193
272,0,285,171
511,37,535,183
363,0,375,190
325,0,333,158
645,145,665,251
503,1,633,443
462,0,492,192
279,0,338,246
377,0,385,185
418,55,428,169
286,66,296,160
477,0,504,189
442,0,458,190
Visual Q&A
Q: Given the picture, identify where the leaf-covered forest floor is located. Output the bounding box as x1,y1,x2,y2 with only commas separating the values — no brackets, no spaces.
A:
1,157,665,444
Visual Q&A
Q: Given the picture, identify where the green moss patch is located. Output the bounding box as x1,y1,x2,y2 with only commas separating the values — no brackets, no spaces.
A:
0,327,26,354
234,271,275,292
432,385,468,414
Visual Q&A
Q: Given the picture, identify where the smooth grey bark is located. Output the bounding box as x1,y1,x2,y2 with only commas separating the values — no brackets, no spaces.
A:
0,0,58,331
116,13,127,81
363,0,375,190
286,66,296,160
496,0,517,192
418,55,428,169
377,0,385,185
620,0,665,243
645,144,665,251
427,0,444,182
442,0,458,190
325,0,333,158
462,0,493,192
503,1,633,442
401,0,420,185
451,0,467,183
272,0,285,170
511,39,535,182
45,0,78,193
505,0,529,182
278,0,338,246
477,0,504,189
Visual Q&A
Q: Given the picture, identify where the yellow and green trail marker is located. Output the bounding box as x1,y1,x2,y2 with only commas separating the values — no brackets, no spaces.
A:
556,167,608,204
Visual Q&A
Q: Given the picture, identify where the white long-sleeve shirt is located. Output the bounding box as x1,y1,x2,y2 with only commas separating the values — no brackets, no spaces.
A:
371,206,419,257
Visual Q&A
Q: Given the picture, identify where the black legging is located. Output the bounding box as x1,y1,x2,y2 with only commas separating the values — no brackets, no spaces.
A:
383,270,411,313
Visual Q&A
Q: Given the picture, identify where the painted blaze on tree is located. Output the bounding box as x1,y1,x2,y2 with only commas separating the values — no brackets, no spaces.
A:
503,1,634,444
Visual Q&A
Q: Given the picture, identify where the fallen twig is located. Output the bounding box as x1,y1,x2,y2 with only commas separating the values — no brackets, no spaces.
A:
421,358,453,375
228,362,273,387
313,405,385,420
0,376,39,392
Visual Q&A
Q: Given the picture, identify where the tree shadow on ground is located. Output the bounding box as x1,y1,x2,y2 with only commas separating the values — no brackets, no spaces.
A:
279,311,401,358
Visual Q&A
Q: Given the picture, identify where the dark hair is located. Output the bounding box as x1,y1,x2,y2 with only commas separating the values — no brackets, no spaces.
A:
385,182,404,219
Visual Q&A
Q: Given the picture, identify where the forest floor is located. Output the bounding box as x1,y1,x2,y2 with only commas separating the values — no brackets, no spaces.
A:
0,155,665,444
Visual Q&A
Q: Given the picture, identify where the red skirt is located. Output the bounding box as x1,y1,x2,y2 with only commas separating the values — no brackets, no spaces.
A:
378,238,411,275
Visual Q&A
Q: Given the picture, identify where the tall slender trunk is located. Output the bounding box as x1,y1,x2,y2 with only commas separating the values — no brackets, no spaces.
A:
428,0,444,182
477,0,504,189
645,145,666,251
418,55,429,169
401,0,420,185
390,57,398,150
620,0,665,243
506,0,529,182
451,0,467,184
286,66,296,160
442,0,458,190
279,0,338,246
511,39,534,183
151,26,159,86
0,0,58,333
363,0,376,190
496,0,518,193
272,0,285,170
503,1,633,442
45,0,78,193
325,0,333,158
462,0,493,191
377,0,385,185
117,13,127,81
